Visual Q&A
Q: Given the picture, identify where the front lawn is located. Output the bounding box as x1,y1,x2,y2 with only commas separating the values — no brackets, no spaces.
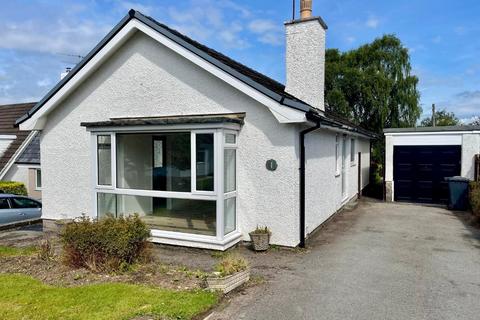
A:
0,274,217,320
0,245,37,257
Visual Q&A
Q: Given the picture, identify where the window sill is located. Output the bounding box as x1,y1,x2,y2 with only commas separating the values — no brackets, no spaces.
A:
150,229,242,251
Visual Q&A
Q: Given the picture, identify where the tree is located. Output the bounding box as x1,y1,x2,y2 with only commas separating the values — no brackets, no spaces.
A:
470,117,480,126
325,35,421,134
420,109,460,127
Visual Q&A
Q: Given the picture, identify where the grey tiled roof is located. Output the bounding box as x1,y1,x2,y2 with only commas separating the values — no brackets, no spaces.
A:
16,132,40,165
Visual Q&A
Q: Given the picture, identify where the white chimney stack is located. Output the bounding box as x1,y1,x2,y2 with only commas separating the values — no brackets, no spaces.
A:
285,0,327,111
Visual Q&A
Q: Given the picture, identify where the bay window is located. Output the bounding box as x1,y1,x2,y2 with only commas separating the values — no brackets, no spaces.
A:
93,128,238,244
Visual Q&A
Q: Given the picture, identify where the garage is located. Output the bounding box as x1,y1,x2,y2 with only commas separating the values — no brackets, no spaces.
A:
393,145,461,203
384,126,480,204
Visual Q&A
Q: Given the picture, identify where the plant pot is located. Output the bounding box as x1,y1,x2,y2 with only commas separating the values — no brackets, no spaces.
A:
249,232,270,251
206,268,250,293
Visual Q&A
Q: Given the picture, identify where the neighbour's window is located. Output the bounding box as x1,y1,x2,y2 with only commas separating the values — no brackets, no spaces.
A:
97,135,112,186
35,169,42,190
0,198,10,209
350,138,355,164
335,135,340,175
10,198,41,209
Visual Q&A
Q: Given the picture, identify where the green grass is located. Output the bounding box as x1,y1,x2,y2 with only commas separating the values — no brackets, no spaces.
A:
0,245,37,257
0,274,218,320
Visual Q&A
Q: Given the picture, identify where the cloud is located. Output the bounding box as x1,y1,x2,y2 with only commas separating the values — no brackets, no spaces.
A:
248,19,282,46
0,18,110,55
365,16,379,28
346,36,356,44
36,78,51,88
117,1,154,15
440,90,480,118
432,35,442,44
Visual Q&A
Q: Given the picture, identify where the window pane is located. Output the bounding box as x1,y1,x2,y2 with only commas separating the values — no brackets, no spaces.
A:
108,194,216,236
196,134,214,191
116,133,191,192
224,197,236,234
97,135,112,185
225,133,236,144
97,193,116,219
350,139,355,162
0,198,10,209
224,149,236,192
10,198,40,209
36,169,42,188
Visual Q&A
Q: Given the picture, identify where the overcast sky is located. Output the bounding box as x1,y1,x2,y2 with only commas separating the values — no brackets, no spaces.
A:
0,0,479,122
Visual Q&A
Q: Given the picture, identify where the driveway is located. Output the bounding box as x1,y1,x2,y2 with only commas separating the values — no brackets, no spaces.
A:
212,200,480,320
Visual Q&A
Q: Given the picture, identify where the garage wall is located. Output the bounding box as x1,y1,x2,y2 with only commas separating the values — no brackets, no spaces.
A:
461,134,480,179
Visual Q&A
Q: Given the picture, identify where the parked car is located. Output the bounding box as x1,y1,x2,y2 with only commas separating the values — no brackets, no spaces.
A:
0,194,42,226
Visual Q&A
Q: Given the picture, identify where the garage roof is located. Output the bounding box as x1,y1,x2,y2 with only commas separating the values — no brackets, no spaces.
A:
384,125,480,133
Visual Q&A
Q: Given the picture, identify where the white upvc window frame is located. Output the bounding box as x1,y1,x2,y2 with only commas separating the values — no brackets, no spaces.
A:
223,129,238,236
91,125,240,249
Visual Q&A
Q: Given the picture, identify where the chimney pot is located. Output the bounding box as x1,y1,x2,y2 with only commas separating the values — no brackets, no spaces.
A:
300,0,312,19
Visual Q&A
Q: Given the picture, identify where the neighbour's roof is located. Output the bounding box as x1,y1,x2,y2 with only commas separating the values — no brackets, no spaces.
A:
81,113,246,128
0,103,35,173
16,132,40,165
384,125,480,133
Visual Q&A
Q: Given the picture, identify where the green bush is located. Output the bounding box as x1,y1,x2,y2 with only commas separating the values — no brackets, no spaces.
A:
60,214,151,272
469,182,480,217
0,181,27,196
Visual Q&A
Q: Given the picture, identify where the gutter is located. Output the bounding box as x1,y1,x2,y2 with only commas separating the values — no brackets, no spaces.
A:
299,112,321,248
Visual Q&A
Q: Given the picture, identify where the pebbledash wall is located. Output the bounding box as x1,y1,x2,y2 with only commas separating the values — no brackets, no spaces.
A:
384,129,480,202
40,32,301,247
304,129,370,236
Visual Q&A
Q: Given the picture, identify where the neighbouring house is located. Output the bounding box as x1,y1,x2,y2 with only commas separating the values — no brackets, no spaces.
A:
0,103,42,199
384,125,480,204
16,4,375,250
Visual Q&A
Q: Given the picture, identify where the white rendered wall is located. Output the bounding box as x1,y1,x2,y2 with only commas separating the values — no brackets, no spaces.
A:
2,164,29,187
461,134,480,179
304,129,370,236
40,32,300,247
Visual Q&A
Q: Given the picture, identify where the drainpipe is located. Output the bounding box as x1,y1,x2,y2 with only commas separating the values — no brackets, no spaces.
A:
299,118,321,248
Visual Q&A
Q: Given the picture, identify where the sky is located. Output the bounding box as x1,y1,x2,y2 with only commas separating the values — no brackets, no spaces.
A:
0,0,479,122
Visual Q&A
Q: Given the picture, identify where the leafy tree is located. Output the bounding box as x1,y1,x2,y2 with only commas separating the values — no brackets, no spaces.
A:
420,109,460,127
470,117,480,126
325,34,421,134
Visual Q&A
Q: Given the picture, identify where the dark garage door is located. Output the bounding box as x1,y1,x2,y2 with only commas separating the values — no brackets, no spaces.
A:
394,145,461,203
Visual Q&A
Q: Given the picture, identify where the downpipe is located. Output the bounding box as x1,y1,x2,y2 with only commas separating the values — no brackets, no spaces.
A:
299,121,321,248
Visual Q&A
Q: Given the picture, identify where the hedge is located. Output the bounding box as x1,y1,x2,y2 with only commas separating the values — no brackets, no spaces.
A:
469,181,480,217
0,181,27,196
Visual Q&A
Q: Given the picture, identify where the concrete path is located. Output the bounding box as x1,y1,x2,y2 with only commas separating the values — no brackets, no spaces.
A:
213,200,480,320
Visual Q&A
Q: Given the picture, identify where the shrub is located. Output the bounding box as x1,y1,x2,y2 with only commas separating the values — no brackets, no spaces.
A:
214,255,248,277
0,181,27,196
60,214,151,272
469,182,480,217
38,238,55,261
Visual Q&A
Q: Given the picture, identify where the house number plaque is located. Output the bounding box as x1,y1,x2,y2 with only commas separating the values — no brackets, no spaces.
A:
266,159,278,171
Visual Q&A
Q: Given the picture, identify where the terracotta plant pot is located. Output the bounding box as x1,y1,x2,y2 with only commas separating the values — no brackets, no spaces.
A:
206,268,250,293
249,232,271,251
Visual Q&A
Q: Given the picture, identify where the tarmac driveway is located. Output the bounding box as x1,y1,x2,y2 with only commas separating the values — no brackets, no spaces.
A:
213,200,480,320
